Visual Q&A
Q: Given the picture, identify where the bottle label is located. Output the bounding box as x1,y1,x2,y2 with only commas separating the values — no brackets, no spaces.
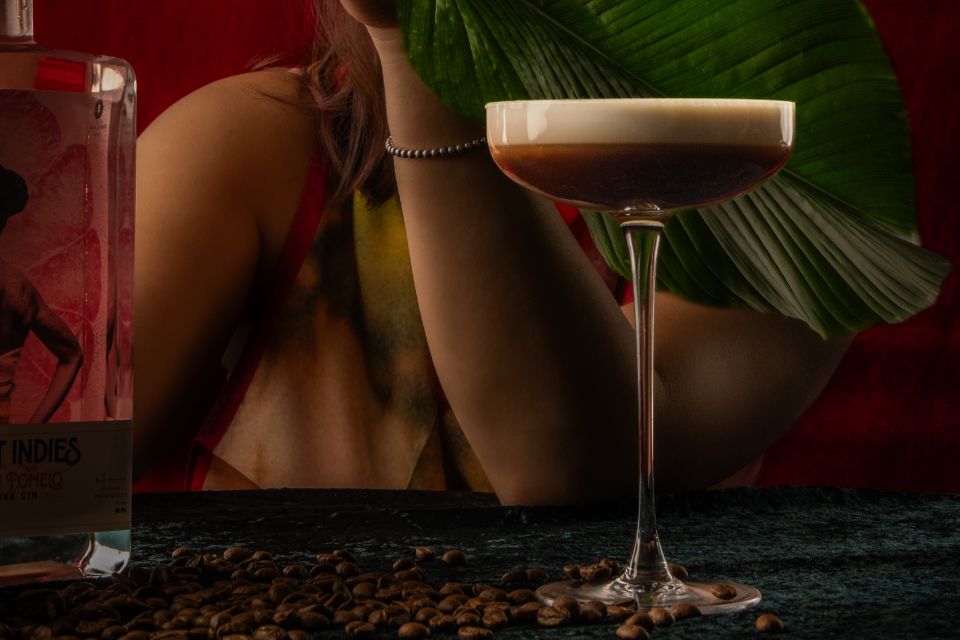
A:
0,420,131,537
0,85,133,538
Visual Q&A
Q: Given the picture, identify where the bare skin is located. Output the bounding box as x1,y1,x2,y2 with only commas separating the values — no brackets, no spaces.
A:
0,256,83,423
134,2,850,503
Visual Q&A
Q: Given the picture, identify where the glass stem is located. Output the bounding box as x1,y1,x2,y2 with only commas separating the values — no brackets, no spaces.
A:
621,220,673,587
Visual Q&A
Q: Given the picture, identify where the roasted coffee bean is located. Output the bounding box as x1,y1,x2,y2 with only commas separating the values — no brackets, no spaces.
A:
624,612,654,631
229,570,255,583
153,611,175,626
394,569,424,583
215,622,252,639
222,548,253,563
453,612,481,628
392,557,416,572
351,583,377,600
153,632,190,640
297,612,330,631
524,568,548,582
186,629,209,640
437,584,465,596
27,624,54,640
506,589,536,605
249,625,282,640
562,564,581,580
240,609,274,627
397,622,430,639
332,611,357,626
166,617,195,631
264,584,289,604
308,564,336,579
510,602,543,624
648,607,674,627
367,609,389,627
147,567,170,587
615,623,651,640
124,616,157,632
535,606,569,627
374,587,402,603
500,569,525,585
475,589,507,604
344,621,375,638
607,602,637,620
669,604,700,620
667,563,688,579
456,627,492,640
207,613,232,631
279,565,306,579
441,550,467,567
551,596,579,619
331,550,358,564
171,548,195,560
481,611,508,630
755,613,784,633
252,568,278,582
427,615,456,633
578,564,612,582
413,607,440,624
453,604,482,619
414,547,434,562
437,596,467,614
709,583,737,600
101,626,125,640
482,603,510,616
335,562,360,579
284,632,310,640
120,633,150,640
579,600,607,623
321,590,351,610
386,613,411,630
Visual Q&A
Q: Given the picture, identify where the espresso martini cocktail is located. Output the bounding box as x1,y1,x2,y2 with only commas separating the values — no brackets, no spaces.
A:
488,98,793,215
486,98,795,612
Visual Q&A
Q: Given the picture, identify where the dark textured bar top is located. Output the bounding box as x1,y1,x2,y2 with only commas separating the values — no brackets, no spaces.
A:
3,487,959,638
125,487,960,639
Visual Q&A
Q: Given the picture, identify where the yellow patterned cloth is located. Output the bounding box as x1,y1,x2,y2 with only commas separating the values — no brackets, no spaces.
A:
352,193,493,492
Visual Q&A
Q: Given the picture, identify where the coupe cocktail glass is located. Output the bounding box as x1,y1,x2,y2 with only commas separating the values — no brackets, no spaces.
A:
486,98,794,613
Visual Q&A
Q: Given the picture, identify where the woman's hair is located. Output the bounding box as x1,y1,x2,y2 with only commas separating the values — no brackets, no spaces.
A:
300,1,395,205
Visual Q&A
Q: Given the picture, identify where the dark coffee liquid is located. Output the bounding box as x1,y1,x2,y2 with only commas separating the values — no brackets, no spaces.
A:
490,142,791,211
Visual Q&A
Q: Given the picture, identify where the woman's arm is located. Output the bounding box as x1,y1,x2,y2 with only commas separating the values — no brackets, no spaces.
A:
133,71,315,479
20,284,82,423
344,4,851,504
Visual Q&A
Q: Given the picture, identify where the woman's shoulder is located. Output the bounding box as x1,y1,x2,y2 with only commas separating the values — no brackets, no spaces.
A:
142,69,316,142
137,70,320,247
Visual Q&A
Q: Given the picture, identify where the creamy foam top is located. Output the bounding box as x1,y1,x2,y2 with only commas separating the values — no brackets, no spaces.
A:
486,98,794,147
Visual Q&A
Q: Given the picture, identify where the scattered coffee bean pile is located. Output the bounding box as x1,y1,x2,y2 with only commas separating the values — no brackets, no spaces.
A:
0,547,783,638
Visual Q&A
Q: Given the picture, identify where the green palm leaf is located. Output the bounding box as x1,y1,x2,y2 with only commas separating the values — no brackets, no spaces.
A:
398,0,949,337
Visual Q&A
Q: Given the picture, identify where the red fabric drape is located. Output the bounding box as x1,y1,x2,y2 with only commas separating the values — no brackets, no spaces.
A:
32,0,960,492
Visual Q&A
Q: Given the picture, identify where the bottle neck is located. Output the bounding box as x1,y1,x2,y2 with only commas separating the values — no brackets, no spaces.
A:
1,0,35,44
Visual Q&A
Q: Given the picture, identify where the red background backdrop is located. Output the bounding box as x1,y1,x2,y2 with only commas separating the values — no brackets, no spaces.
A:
31,0,959,493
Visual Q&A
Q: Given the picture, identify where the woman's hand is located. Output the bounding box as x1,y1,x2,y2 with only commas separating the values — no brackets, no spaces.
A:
337,0,398,31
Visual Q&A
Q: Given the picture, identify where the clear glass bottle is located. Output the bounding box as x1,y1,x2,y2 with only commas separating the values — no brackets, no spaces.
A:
0,0,134,586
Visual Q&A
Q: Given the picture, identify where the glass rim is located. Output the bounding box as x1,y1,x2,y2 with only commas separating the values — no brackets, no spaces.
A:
484,97,795,110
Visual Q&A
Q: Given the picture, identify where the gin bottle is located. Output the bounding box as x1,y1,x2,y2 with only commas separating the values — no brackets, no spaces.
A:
0,0,134,585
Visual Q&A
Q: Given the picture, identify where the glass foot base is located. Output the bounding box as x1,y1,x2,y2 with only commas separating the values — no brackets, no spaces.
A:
537,577,761,614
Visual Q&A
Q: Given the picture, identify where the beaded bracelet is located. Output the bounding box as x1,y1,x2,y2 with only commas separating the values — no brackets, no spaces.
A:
385,135,488,159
